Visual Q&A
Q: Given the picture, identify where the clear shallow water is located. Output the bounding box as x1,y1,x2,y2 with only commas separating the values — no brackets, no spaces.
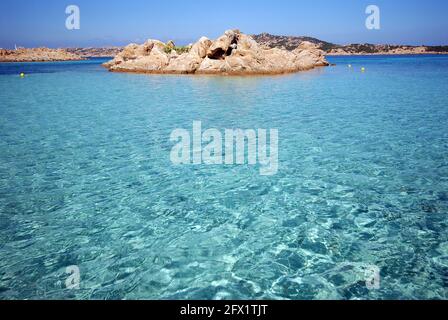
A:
0,56,447,300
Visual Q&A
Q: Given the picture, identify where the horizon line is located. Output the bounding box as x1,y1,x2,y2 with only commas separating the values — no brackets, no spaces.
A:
3,32,448,50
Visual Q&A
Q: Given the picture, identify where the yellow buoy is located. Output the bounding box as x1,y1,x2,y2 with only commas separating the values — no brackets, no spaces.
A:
20,72,25,78
361,67,365,72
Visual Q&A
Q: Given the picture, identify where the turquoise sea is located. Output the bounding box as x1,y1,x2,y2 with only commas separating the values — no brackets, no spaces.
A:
0,56,447,299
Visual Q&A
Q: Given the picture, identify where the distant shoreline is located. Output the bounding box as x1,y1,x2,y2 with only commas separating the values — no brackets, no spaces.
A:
326,52,448,56
1,53,447,64
2,32,448,63
0,48,84,63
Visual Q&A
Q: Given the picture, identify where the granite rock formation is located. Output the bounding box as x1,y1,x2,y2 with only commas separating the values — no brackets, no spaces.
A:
103,30,329,75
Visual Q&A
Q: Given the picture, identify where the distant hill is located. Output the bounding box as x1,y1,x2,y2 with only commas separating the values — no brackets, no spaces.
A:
252,33,336,51
251,33,448,55
327,43,448,55
65,47,123,58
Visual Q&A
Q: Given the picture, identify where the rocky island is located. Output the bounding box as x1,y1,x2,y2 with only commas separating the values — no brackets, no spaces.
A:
0,47,83,62
103,29,329,75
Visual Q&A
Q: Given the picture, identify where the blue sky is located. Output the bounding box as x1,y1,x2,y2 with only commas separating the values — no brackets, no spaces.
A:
1,0,447,48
